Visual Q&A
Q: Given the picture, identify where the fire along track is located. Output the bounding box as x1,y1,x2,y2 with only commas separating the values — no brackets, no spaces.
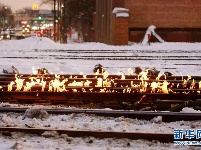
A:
1,74,201,111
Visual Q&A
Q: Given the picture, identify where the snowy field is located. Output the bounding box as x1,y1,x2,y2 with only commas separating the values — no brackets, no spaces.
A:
0,105,200,150
0,37,201,149
1,36,201,75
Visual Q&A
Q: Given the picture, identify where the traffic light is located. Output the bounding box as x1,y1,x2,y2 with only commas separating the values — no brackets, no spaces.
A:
38,16,42,20
58,16,61,20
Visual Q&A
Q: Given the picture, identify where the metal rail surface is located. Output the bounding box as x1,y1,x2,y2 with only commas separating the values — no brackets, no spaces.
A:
0,107,200,122
0,74,201,111
0,127,183,143
0,127,199,143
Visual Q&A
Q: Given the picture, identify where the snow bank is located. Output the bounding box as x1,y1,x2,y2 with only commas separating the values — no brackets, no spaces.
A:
0,36,59,50
180,107,201,113
1,36,201,51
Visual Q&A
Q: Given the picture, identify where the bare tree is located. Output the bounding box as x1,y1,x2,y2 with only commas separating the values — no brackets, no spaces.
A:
40,0,54,9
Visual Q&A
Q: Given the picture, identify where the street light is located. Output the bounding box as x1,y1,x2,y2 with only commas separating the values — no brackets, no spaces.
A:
53,0,65,43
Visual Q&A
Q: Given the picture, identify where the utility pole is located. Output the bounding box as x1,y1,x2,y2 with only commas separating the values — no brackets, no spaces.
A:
53,0,67,43
61,0,67,44
57,0,60,42
53,0,56,42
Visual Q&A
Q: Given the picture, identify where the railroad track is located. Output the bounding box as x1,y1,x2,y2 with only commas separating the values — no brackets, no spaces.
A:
0,108,200,143
0,107,201,122
0,127,177,143
1,48,201,75
5,55,201,60
1,74,201,111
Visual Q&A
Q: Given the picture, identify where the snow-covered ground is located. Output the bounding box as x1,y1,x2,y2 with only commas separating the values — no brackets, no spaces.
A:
1,36,201,75
0,132,188,150
0,37,201,149
0,105,200,150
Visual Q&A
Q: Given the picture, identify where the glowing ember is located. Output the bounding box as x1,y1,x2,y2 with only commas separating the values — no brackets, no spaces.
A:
68,81,83,86
123,88,131,93
140,80,148,93
96,78,103,87
82,88,86,92
116,71,125,79
103,71,109,79
161,80,169,94
138,69,149,80
100,88,106,92
84,80,92,87
199,81,201,89
8,81,15,91
72,89,77,92
48,75,67,92
190,79,195,89
23,82,33,91
15,75,25,91
150,82,158,93
41,79,46,92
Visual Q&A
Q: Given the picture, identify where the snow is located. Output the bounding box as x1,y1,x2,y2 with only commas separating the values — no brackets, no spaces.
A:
0,37,201,149
0,108,200,134
180,107,201,113
116,13,129,17
141,25,165,44
0,105,200,150
112,7,129,14
0,134,187,150
1,36,201,75
112,7,129,18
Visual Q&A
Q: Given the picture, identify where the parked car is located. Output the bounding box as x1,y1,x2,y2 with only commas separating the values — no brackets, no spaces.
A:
0,29,16,40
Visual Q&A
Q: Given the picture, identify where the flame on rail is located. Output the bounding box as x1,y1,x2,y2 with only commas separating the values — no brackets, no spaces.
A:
5,69,201,94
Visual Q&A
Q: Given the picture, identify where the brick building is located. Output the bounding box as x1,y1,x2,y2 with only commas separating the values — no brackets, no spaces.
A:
95,0,127,45
95,0,201,45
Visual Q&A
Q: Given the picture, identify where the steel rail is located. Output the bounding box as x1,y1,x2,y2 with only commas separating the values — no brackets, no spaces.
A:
0,127,177,143
1,74,201,80
0,91,201,100
0,91,201,111
0,74,201,111
0,77,198,85
1,85,201,92
0,74,200,90
0,107,200,122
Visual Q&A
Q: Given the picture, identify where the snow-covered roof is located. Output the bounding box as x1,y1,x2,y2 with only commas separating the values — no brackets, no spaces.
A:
112,7,129,13
112,7,129,17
